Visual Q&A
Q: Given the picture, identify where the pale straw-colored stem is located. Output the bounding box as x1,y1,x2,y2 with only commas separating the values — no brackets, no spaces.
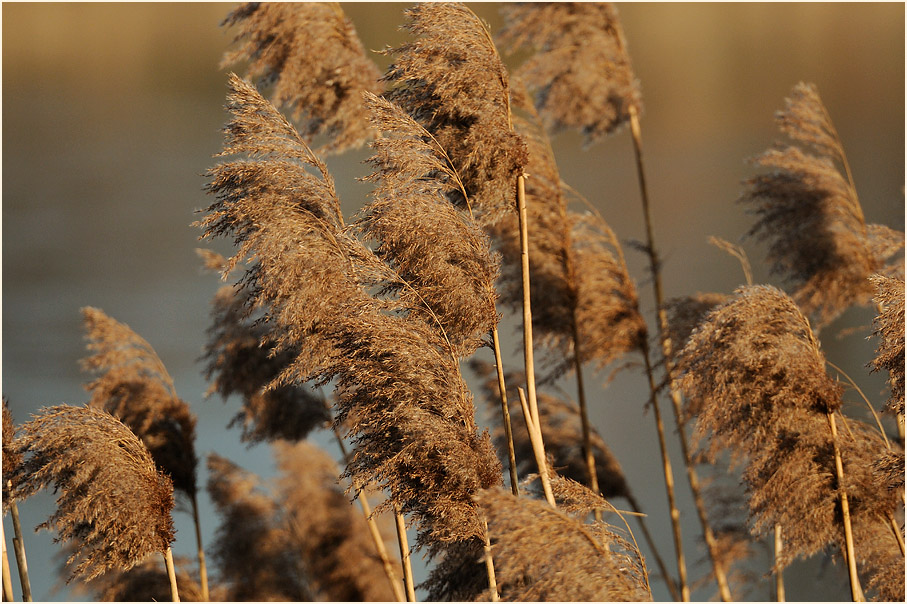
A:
8,499,31,602
626,492,681,601
639,342,689,601
331,429,406,603
481,517,499,602
394,507,416,602
163,546,180,602
517,388,556,507
827,412,864,602
189,493,209,601
2,520,14,601
774,524,785,602
491,328,520,496
516,175,542,436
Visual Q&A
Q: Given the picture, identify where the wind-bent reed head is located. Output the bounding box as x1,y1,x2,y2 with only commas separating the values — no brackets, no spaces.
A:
202,283,330,443
472,360,630,500
357,92,501,357
476,483,651,601
80,307,198,498
678,285,842,463
674,286,895,568
383,2,528,225
499,2,641,145
221,2,382,154
2,398,21,511
274,440,398,602
206,452,313,601
738,83,905,327
202,73,503,599
664,293,729,369
11,405,175,582
869,274,905,415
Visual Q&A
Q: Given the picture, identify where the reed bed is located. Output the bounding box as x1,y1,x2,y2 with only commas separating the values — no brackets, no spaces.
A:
2,3,903,602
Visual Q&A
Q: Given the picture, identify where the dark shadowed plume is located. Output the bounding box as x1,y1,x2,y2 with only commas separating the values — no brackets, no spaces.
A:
80,307,199,499
738,83,905,327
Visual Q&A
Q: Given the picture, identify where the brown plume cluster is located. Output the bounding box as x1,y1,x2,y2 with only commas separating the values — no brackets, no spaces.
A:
200,72,503,599
72,555,209,602
738,83,905,327
499,2,641,145
221,2,382,154
383,2,528,225
472,360,630,500
202,280,330,443
10,405,175,582
206,443,397,602
2,398,21,510
677,286,903,595
80,307,199,499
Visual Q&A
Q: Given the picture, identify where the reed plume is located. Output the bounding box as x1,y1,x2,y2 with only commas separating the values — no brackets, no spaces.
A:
498,2,641,145
206,452,313,601
81,307,199,499
739,83,905,327
677,285,904,599
383,2,528,226
202,280,330,443
74,555,209,602
221,1,382,154
11,405,175,582
358,91,501,358
274,440,399,602
201,73,503,600
476,481,651,601
868,275,905,415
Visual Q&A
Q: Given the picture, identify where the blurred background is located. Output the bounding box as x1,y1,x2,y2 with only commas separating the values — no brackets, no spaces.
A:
2,2,903,601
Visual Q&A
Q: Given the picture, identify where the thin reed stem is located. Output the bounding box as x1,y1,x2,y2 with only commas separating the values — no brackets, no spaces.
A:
189,494,209,601
492,328,520,496
625,492,681,601
163,547,179,602
481,517,499,602
827,412,864,602
827,359,891,450
517,388,556,507
516,174,541,434
628,102,734,602
774,524,785,602
8,500,30,602
331,426,406,603
2,521,14,601
394,507,416,602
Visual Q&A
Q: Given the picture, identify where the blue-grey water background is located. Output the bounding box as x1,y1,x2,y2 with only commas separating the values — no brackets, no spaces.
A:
2,2,904,601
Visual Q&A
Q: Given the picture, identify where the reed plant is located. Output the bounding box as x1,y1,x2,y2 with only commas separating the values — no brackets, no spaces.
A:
2,2,903,602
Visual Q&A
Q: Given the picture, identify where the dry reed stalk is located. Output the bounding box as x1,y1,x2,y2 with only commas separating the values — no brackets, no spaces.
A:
79,307,206,598
1,521,13,602
221,2,382,154
201,73,503,601
739,83,905,328
774,525,785,602
11,405,176,585
394,507,416,602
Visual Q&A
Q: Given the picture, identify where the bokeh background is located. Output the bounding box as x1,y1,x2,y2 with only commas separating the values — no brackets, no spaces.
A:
3,2,904,601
